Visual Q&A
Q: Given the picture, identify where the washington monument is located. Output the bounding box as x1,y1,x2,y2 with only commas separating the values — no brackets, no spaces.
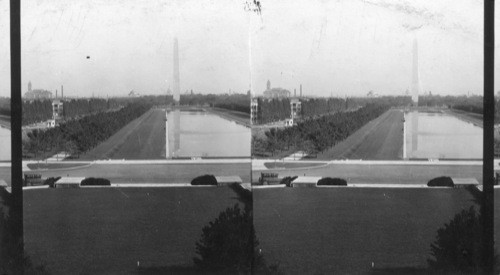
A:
173,37,180,105
411,37,420,106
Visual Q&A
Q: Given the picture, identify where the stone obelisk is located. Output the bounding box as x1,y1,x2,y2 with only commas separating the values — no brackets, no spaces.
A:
173,38,180,105
411,37,420,106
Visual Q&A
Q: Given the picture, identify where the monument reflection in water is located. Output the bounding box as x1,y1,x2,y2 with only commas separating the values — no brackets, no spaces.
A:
0,127,10,161
165,109,250,158
165,109,181,158
405,111,482,159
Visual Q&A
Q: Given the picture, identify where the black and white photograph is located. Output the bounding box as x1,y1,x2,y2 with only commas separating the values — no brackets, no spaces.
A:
0,0,498,274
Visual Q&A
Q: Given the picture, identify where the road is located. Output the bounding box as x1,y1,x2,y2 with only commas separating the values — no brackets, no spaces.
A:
23,160,251,183
252,159,482,184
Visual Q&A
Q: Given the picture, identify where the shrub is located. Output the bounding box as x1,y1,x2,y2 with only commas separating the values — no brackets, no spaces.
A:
81,177,110,186
43,177,61,188
428,206,482,272
193,204,256,273
191,175,217,186
317,177,347,186
280,176,298,187
427,176,454,187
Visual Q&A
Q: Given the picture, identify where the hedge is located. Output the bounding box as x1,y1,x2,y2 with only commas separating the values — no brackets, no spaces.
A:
81,177,111,186
427,176,454,187
191,175,218,186
280,176,298,187
317,177,347,186
43,177,61,188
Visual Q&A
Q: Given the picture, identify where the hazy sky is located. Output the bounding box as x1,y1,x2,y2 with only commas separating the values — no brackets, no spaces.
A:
0,0,497,98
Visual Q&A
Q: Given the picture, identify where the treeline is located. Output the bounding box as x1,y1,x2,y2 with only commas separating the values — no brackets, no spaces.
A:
64,98,122,118
301,98,346,118
23,102,151,159
255,96,411,124
252,103,389,157
452,104,483,115
418,94,483,108
180,93,250,114
22,98,123,126
255,98,291,124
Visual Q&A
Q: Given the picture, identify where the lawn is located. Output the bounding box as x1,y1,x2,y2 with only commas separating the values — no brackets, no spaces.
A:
263,161,327,169
26,162,90,170
24,187,242,274
495,189,500,256
254,187,476,274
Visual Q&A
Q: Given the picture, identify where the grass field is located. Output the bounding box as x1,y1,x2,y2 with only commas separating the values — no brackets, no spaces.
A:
80,109,166,160
495,189,500,257
25,162,251,183
24,187,242,274
254,188,476,274
263,161,327,169
252,162,482,185
26,162,90,170
316,109,404,160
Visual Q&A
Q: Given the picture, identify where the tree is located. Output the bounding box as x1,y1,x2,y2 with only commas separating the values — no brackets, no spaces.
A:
427,190,499,273
0,188,48,274
193,203,256,273
192,184,281,274
427,206,482,273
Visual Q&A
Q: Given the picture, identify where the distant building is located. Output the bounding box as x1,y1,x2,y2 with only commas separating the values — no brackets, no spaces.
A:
284,118,295,127
251,98,259,125
263,80,291,98
52,99,64,120
24,81,52,99
290,98,301,119
128,90,139,97
47,119,57,128
367,90,379,98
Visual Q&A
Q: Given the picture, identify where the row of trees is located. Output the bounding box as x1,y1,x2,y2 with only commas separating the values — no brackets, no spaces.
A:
22,98,123,126
23,102,151,159
254,96,412,125
180,93,250,113
453,104,483,115
418,94,483,108
253,103,389,157
255,98,291,124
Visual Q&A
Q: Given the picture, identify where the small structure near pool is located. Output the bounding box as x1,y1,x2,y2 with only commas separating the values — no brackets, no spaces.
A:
291,176,321,188
55,177,85,188
215,176,242,187
451,177,479,188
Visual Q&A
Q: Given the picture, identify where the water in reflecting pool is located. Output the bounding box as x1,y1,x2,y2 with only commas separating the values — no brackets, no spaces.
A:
404,111,482,159
166,110,250,157
0,127,10,161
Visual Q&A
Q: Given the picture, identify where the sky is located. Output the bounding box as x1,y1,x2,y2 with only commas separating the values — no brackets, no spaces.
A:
0,0,496,98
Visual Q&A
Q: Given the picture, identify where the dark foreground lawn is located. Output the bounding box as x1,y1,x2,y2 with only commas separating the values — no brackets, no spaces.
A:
495,189,500,259
254,188,476,274
24,187,241,274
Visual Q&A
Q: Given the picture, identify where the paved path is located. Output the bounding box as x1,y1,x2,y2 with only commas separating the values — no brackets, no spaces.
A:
252,159,482,185
23,161,251,183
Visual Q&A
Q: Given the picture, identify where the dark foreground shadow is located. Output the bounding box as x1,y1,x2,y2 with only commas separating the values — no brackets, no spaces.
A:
370,267,477,275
